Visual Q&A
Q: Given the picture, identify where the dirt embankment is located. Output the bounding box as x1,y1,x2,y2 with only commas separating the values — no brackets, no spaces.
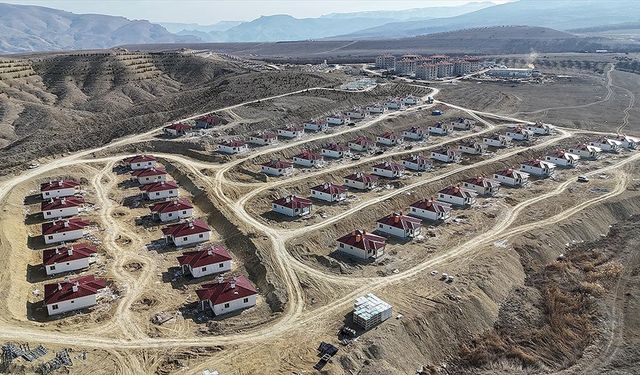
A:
448,191,640,374
161,159,288,312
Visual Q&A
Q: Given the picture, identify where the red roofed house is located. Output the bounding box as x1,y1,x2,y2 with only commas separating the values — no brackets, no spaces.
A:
402,126,427,141
261,160,293,177
150,198,194,222
327,114,347,125
195,114,223,129
457,140,487,155
589,138,622,153
336,229,386,260
372,161,404,178
568,144,601,160
376,212,422,239
140,180,179,201
162,219,212,247
293,150,326,168
131,167,167,185
493,168,530,187
506,127,534,141
277,125,304,139
346,108,366,120
272,195,312,217
462,176,500,196
483,134,512,148
544,150,579,167
42,218,90,245
177,245,232,278
376,132,403,146
310,182,347,202
437,186,477,207
41,196,84,219
366,103,385,115
321,143,350,159
409,198,452,221
164,123,193,137
44,275,106,316
123,155,157,170
526,122,552,135
402,154,433,172
520,159,556,177
344,172,378,190
431,148,461,163
304,119,329,132
40,180,80,200
349,136,375,152
218,139,249,155
43,243,97,276
451,117,477,130
428,122,452,136
196,275,257,315
248,132,278,146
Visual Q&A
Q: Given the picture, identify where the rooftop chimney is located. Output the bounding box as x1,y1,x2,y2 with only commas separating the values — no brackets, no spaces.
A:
67,247,73,256
217,275,224,284
72,282,79,293
57,283,63,291
207,248,213,256
230,277,237,289
63,220,70,228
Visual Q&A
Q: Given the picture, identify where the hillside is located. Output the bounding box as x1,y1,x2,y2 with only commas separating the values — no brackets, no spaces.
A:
122,26,640,63
0,3,199,54
336,0,640,40
0,52,339,172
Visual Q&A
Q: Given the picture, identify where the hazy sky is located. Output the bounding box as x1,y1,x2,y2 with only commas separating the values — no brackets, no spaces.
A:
3,0,513,24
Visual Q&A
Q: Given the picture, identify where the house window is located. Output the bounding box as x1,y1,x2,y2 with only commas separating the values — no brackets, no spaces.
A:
339,243,344,248
66,262,70,265
199,234,204,238
201,267,207,271
224,303,230,308
52,304,58,310
182,211,187,214
219,263,224,268
168,213,173,217
70,300,74,304
48,235,53,240
243,298,249,303
183,237,188,241
50,266,56,270
155,192,160,196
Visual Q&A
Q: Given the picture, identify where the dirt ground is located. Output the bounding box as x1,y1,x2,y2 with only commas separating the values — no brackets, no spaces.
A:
1,54,640,375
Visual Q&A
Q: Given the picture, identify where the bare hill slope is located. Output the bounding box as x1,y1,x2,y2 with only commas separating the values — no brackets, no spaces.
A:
0,52,339,173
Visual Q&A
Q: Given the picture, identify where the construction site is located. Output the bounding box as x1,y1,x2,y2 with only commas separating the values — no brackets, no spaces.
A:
0,47,639,375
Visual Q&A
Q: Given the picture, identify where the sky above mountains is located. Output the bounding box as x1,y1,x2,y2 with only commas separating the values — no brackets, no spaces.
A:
1,0,512,24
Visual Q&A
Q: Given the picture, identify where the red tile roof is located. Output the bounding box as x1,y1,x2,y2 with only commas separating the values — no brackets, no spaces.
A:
464,176,499,188
41,196,84,212
410,199,451,213
379,132,399,140
42,243,97,266
150,198,193,214
42,218,90,235
322,143,349,152
279,125,303,132
162,219,210,237
131,167,167,177
373,162,404,171
262,160,292,169
295,150,322,160
439,185,475,198
177,245,232,268
404,126,424,134
377,213,422,230
196,114,223,125
351,136,374,146
140,180,179,192
196,275,257,305
40,180,80,192
44,275,106,304
403,154,431,164
345,172,378,183
220,140,247,147
522,159,552,167
165,123,192,131
123,154,156,164
311,183,346,195
272,195,312,209
336,230,386,251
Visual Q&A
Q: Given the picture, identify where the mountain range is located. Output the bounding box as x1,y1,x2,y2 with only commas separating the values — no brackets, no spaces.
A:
1,0,640,54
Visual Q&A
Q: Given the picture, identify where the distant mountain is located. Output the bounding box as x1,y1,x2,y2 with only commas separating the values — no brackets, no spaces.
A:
0,3,199,54
198,2,497,42
160,21,242,34
321,2,495,21
569,22,640,34
205,14,397,42
336,0,640,40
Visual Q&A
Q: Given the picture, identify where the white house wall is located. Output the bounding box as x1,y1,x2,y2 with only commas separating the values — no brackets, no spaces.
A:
45,257,91,276
47,294,98,316
159,208,193,222
44,229,84,244
43,206,79,219
42,188,76,199
211,295,257,316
